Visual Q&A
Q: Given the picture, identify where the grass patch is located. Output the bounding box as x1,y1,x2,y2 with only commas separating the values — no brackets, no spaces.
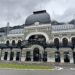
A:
0,63,53,70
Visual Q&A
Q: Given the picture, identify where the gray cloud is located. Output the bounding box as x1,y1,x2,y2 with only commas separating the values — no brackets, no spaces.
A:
0,0,75,27
0,0,50,27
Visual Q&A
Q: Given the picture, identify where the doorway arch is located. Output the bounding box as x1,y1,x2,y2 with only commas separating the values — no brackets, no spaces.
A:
25,32,49,43
28,34,46,43
33,48,40,61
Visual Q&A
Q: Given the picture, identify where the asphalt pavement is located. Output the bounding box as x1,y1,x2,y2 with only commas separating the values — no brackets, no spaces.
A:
0,68,75,75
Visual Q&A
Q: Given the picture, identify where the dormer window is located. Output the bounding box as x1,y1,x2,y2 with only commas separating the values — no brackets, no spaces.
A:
34,22,39,25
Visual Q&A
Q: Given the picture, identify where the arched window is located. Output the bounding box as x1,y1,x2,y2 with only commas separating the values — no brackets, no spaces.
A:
6,40,9,46
54,38,59,47
28,35,46,43
62,38,68,47
17,40,21,47
12,40,15,46
71,37,75,46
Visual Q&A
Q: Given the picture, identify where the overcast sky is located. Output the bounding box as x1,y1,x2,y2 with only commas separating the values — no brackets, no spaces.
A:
0,0,75,27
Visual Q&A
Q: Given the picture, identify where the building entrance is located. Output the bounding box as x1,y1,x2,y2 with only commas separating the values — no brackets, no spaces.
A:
64,52,70,63
16,52,20,61
4,52,8,60
55,51,60,62
33,48,40,61
43,51,47,62
10,52,14,61
26,51,31,61
73,52,75,64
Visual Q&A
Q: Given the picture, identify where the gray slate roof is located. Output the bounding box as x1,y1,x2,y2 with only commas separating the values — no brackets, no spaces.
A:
25,10,51,26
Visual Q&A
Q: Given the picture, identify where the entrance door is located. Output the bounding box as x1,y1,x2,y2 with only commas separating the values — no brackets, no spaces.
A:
64,52,70,63
16,52,20,61
43,51,47,62
4,52,8,60
10,52,14,61
26,51,31,61
33,48,40,61
55,51,60,62
73,52,75,64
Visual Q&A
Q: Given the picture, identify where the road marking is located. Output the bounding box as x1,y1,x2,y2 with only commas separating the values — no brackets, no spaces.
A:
70,68,75,70
55,66,63,70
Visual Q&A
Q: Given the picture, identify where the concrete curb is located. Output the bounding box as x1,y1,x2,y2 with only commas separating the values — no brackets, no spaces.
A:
0,68,55,71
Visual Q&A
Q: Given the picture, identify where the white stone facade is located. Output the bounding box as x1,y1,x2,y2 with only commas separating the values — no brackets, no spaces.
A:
0,10,75,63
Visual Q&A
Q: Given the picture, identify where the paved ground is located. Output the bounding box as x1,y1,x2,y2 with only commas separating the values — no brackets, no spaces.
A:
0,62,75,75
0,67,75,75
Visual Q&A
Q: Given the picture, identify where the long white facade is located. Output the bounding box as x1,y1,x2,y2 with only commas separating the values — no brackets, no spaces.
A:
0,10,75,63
